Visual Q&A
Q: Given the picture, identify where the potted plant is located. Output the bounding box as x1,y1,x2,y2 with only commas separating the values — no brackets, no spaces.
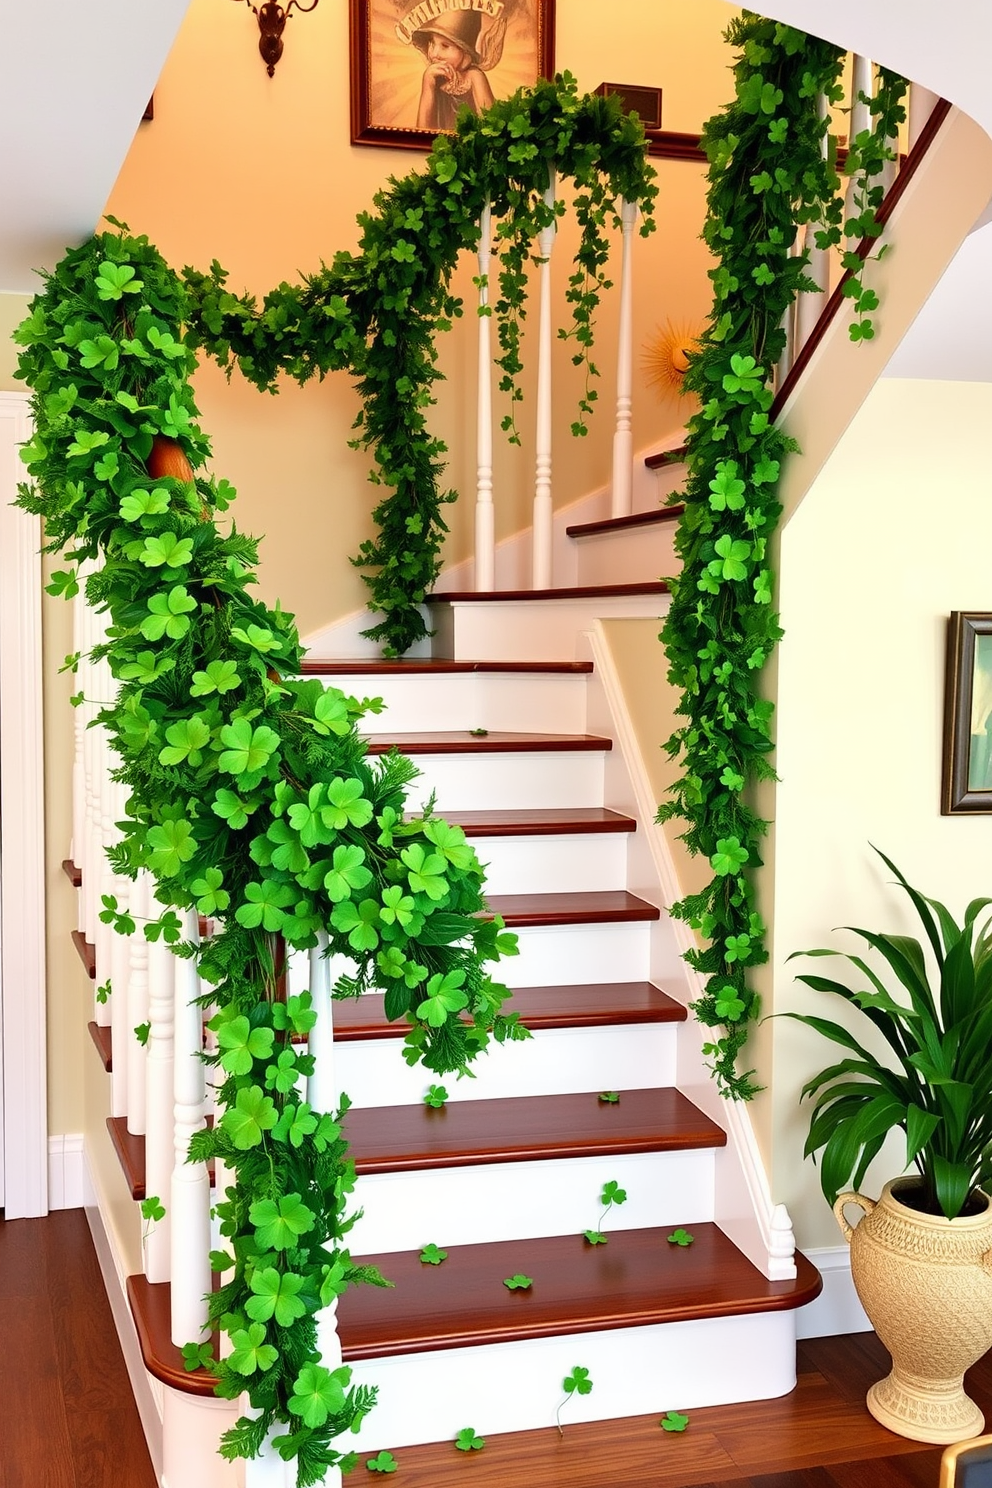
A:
786,848,992,1444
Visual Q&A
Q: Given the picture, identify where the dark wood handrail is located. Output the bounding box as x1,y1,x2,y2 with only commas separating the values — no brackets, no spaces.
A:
771,96,953,417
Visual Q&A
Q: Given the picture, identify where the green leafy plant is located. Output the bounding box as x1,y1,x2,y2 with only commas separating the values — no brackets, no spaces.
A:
598,1091,620,1104
423,1084,448,1108
658,16,905,1100
366,1450,398,1474
455,1427,485,1452
182,1340,216,1373
556,1366,593,1435
418,1243,447,1266
15,223,524,1487
583,1178,627,1244
181,74,657,656
660,1410,690,1433
837,70,907,342
785,848,992,1220
140,1194,166,1247
502,1273,533,1290
666,1228,694,1248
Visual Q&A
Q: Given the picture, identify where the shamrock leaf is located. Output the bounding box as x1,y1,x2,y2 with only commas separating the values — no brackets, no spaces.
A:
230,623,280,654
455,1427,485,1452
221,1085,278,1150
710,837,749,877
288,1363,349,1429
311,689,352,737
419,1243,447,1265
119,487,170,522
145,818,196,877
190,866,230,915
140,532,194,569
416,969,468,1028
190,659,241,696
601,1179,627,1207
236,879,296,932
140,1195,166,1223
218,718,280,779
272,1101,320,1149
228,1323,278,1376
95,260,143,300
321,777,374,830
707,534,752,583
423,1084,448,1108
667,1229,695,1247
722,353,764,396
598,1091,620,1104
331,897,381,952
140,585,197,641
563,1365,593,1396
215,1015,275,1076
661,1411,690,1432
265,1048,303,1095
401,843,449,901
379,883,416,929
366,1450,398,1473
158,715,213,768
249,1193,317,1251
708,459,746,512
212,788,257,831
181,1341,215,1372
271,991,317,1037
119,650,175,685
264,818,309,875
583,1229,607,1245
323,844,373,902
245,1267,308,1327
503,1274,533,1290
78,335,119,370
423,818,477,871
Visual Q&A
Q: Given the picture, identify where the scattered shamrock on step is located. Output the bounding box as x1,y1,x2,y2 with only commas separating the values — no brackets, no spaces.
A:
556,1365,593,1435
583,1178,627,1244
661,1410,690,1432
455,1427,485,1452
423,1084,448,1108
503,1273,533,1290
366,1449,398,1473
598,1090,620,1103
419,1243,448,1266
667,1228,695,1247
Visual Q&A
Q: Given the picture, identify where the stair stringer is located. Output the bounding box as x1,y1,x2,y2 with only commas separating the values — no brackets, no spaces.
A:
581,620,798,1283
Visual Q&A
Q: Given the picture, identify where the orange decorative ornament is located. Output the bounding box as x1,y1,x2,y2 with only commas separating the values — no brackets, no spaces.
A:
148,435,194,484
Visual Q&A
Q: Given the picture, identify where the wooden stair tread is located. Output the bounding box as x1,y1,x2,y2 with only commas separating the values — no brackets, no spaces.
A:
566,505,685,539
127,1275,218,1396
364,731,612,755
334,981,686,1040
345,1088,723,1176
108,1117,145,1200
62,857,81,887
301,658,593,675
88,1020,112,1071
427,582,669,603
485,890,660,926
438,806,635,836
338,1225,822,1359
72,929,95,979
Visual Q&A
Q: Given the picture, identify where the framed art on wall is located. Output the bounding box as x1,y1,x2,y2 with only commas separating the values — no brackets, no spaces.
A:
350,0,555,150
941,611,992,814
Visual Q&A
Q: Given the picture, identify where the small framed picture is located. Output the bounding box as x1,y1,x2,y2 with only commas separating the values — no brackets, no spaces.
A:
350,0,556,151
941,612,992,814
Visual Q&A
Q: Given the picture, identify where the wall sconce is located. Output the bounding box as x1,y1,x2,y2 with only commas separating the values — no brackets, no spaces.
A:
232,0,319,78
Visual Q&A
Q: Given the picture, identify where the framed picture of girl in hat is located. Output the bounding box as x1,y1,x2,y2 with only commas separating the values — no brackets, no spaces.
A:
350,0,555,149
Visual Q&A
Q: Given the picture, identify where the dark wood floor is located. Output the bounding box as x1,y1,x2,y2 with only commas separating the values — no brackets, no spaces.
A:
1,1208,984,1486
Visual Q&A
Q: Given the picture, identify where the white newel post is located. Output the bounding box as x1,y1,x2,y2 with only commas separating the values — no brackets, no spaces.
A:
171,908,211,1346
144,926,175,1282
908,82,939,151
126,871,150,1136
610,198,638,519
532,168,557,590
475,198,495,591
844,55,874,222
309,931,344,1488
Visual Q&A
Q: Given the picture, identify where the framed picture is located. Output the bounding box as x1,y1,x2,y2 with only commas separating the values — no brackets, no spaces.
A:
350,0,555,150
941,612,992,814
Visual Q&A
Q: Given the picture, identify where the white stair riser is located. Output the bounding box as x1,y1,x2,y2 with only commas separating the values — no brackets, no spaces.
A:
336,1021,677,1107
330,671,589,735
404,749,606,812
506,919,652,987
473,830,629,895
573,523,679,588
349,1147,716,1253
341,1309,797,1451
429,594,671,662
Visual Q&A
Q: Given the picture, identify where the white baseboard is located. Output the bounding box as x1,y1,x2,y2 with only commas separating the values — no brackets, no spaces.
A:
48,1132,86,1209
795,1245,871,1339
82,1141,165,1482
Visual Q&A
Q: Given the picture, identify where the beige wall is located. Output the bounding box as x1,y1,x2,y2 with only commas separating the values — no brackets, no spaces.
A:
768,378,992,1247
0,293,29,388
104,0,736,637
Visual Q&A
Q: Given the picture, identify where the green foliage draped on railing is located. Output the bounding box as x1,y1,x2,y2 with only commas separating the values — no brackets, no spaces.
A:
658,15,906,1099
181,73,657,656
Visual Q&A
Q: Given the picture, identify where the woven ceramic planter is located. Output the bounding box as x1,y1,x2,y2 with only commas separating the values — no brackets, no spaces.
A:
835,1178,992,1444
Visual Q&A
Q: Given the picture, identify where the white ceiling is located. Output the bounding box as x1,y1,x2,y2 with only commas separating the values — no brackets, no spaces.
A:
0,0,190,292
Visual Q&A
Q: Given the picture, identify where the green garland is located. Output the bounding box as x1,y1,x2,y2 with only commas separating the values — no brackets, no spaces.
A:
181,73,657,656
658,16,906,1099
15,228,524,1484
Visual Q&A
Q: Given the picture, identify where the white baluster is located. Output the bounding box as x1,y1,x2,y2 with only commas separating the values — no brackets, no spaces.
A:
532,168,557,591
475,198,495,592
82,601,100,947
908,82,939,152
795,90,832,353
126,871,150,1136
610,198,638,519
844,55,874,221
171,909,211,1346
108,781,131,1117
308,930,343,1488
144,922,175,1283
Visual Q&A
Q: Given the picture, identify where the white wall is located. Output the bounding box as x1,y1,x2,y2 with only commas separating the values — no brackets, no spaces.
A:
768,378,992,1247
